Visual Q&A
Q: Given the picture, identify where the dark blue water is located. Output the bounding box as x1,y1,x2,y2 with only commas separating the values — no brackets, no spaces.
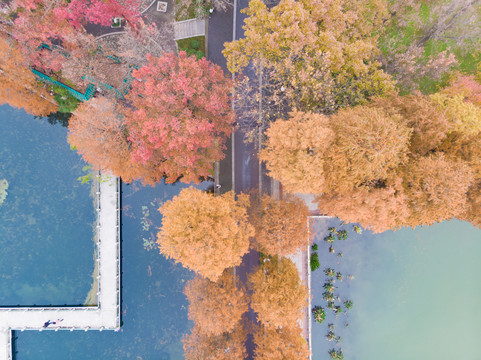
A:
0,105,95,306
15,180,211,359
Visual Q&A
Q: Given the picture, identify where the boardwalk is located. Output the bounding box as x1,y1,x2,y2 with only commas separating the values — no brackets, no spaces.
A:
0,173,121,360
174,18,206,40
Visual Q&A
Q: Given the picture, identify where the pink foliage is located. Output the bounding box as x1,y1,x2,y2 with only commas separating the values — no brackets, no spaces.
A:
53,0,142,28
124,52,234,183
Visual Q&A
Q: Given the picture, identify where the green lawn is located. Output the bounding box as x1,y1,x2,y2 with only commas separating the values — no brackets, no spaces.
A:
177,36,206,60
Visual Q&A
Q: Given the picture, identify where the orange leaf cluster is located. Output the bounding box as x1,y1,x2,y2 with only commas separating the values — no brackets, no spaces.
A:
248,256,308,329
253,324,309,360
157,188,254,281
249,194,310,256
184,269,249,336
183,323,248,360
0,32,57,116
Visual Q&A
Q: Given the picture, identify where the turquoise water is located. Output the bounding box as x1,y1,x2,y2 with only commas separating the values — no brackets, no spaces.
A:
15,180,212,359
311,218,481,360
0,105,96,306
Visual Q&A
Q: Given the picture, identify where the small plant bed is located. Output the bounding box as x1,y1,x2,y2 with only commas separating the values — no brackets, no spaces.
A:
50,85,80,114
177,36,205,60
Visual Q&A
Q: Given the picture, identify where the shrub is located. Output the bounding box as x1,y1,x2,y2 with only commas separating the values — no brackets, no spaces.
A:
312,306,326,324
310,252,320,271
190,38,201,50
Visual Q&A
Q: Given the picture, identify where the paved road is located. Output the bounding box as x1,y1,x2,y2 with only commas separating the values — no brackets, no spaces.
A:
208,2,263,358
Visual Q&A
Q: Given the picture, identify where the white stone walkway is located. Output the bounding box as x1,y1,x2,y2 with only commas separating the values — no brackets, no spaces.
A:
174,18,205,40
0,173,121,360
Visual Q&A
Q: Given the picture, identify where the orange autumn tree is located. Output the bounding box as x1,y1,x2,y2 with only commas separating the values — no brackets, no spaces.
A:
259,111,334,194
249,194,310,256
157,188,254,281
67,98,151,183
248,256,308,329
369,92,450,156
253,324,309,360
123,52,234,184
184,269,249,336
326,105,412,191
183,324,247,360
403,153,475,227
0,31,57,116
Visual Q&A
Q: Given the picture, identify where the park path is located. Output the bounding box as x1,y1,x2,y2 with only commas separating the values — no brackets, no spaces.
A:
0,174,121,360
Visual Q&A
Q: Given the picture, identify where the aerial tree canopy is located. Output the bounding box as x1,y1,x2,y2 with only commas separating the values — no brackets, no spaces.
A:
67,98,153,183
260,111,334,194
253,324,309,360
124,52,235,184
157,188,254,281
262,83,481,232
0,32,57,116
184,269,249,336
248,256,308,329
249,193,310,256
183,324,248,360
224,0,394,113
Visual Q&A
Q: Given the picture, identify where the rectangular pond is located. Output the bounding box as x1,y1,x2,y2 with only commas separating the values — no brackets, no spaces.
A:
14,180,212,359
0,105,96,306
310,217,481,360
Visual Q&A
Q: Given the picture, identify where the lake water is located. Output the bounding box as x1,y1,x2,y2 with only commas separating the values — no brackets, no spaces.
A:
15,180,211,359
310,218,481,360
0,105,95,306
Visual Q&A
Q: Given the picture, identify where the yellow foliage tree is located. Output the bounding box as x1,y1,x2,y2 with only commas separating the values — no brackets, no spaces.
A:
253,324,309,360
157,188,254,281
248,256,308,329
430,92,481,136
183,324,248,360
249,194,310,256
184,269,249,336
223,0,394,111
260,111,334,194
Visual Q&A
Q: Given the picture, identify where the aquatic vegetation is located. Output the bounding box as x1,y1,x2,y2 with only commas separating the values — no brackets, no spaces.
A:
334,306,343,315
142,236,156,251
329,348,344,360
335,336,342,343
337,252,343,258
336,272,343,281
324,282,335,293
324,233,336,243
312,305,326,324
329,246,335,253
326,330,335,341
324,268,336,277
353,225,362,234
343,300,353,310
328,323,335,331
0,179,8,206
322,291,334,302
141,205,151,231
327,301,335,310
337,229,348,240
328,227,338,234
312,243,318,251
310,252,321,271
